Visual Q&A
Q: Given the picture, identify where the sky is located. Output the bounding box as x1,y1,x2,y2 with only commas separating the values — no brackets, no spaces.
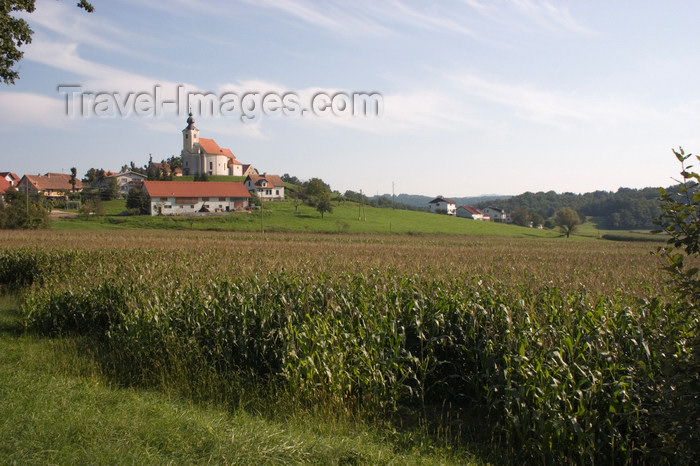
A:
2,0,700,197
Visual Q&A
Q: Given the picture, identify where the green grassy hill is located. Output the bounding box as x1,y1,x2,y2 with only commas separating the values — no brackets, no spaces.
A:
53,199,559,237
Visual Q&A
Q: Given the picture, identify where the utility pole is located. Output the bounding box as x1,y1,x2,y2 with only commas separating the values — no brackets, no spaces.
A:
260,197,264,234
358,189,362,220
392,181,395,210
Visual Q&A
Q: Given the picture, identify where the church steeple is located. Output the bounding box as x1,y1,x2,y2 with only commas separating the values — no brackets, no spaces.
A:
182,111,199,154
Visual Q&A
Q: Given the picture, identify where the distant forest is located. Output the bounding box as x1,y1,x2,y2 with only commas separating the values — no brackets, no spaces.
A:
474,187,674,230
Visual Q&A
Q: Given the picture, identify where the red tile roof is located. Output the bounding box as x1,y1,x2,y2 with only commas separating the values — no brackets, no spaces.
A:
198,138,241,164
460,206,486,215
143,181,250,198
24,173,82,191
0,172,20,184
246,173,284,188
0,178,10,193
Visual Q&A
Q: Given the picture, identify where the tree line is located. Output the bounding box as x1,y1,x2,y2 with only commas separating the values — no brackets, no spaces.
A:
476,187,667,230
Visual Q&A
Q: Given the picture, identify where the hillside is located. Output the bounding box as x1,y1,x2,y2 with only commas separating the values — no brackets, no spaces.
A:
53,199,558,238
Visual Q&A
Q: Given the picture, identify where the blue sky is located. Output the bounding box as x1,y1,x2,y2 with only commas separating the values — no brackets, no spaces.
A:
2,0,700,197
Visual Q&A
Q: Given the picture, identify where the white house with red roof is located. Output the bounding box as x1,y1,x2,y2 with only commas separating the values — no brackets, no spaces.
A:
456,206,490,221
180,113,247,176
428,195,457,215
143,180,250,215
244,173,285,201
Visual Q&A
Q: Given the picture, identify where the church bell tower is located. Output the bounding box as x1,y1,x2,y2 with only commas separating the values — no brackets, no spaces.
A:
182,112,199,155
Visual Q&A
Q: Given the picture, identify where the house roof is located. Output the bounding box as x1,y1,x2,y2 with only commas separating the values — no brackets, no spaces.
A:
0,172,20,183
428,196,456,205
143,181,250,198
459,206,485,215
198,138,240,163
23,173,82,191
0,178,10,193
108,170,147,179
246,173,284,188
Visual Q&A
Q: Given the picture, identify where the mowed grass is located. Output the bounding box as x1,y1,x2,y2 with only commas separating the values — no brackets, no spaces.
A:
53,199,560,237
0,295,475,465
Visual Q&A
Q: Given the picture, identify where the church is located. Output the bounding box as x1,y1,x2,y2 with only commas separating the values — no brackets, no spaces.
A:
180,113,250,176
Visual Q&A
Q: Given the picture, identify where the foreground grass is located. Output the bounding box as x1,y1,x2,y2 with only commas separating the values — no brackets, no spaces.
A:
0,296,477,465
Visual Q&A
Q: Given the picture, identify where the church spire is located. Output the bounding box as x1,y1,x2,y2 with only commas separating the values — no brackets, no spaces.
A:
186,111,195,130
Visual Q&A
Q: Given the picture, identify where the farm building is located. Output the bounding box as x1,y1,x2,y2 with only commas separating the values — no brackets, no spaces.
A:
143,181,250,216
456,206,490,220
428,195,457,215
17,173,82,200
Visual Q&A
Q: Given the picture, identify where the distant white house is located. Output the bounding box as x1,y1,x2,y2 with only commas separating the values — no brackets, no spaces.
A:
244,173,285,201
483,207,508,223
108,170,147,196
144,181,250,216
456,206,490,221
428,196,457,215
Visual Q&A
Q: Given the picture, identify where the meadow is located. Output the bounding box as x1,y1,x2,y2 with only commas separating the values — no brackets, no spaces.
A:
1,229,695,464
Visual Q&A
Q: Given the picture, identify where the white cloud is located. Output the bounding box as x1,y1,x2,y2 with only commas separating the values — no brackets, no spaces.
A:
0,92,66,127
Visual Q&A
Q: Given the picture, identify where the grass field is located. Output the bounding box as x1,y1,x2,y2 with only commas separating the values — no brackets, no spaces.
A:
53,199,565,237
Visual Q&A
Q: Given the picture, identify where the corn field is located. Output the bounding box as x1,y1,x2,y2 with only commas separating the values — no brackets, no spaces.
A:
2,230,695,463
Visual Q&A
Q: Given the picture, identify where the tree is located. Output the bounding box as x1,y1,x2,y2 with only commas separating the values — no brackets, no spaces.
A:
511,207,531,227
101,176,120,200
531,212,545,228
69,167,77,192
654,147,700,308
0,187,50,229
303,178,331,207
316,194,333,218
555,207,580,238
1,1,93,85
126,187,150,215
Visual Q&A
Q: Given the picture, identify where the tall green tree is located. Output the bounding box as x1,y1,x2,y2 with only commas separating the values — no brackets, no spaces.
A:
1,1,93,85
69,167,77,192
555,207,580,238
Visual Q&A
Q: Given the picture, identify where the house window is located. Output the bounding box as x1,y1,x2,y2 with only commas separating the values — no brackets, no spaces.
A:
275,190,279,195
209,162,213,170
266,189,271,195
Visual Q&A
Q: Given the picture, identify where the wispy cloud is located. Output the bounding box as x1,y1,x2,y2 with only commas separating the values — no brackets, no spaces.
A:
452,73,655,128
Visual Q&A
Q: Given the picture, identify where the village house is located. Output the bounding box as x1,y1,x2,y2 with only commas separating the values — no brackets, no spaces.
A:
456,206,490,221
0,172,20,187
244,173,285,201
428,195,457,215
17,173,82,200
94,170,148,197
482,206,508,223
143,180,250,216
180,113,251,176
